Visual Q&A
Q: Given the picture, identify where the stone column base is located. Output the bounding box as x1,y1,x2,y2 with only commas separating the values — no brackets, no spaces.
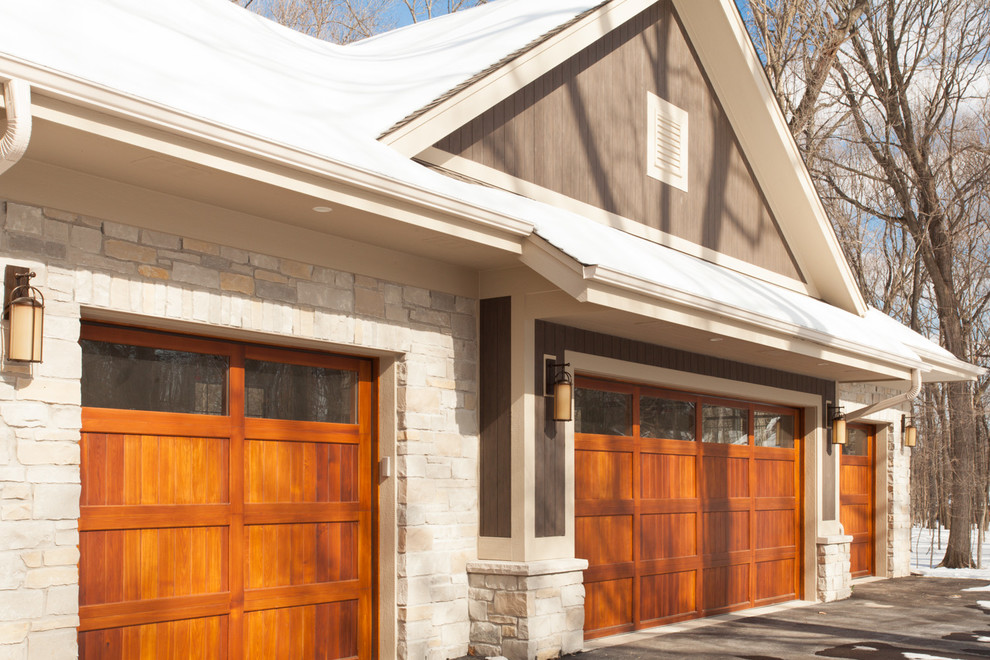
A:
816,535,853,602
467,558,588,660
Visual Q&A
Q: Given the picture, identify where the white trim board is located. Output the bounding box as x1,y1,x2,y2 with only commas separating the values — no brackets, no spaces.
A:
421,147,816,297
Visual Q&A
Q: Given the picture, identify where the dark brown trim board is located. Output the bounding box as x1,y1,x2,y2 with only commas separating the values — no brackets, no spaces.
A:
480,298,513,538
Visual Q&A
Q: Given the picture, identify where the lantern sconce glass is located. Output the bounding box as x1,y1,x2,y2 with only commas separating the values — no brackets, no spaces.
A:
547,361,573,422
901,414,917,448
4,269,44,363
829,404,846,446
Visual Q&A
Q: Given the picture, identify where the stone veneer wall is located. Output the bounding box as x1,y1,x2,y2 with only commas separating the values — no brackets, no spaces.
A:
816,536,852,602
467,559,587,660
0,201,479,660
838,382,912,577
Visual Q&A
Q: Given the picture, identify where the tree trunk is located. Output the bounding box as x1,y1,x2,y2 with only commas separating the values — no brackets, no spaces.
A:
940,380,976,567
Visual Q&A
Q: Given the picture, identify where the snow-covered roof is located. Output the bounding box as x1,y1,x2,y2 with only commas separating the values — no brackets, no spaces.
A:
0,0,979,380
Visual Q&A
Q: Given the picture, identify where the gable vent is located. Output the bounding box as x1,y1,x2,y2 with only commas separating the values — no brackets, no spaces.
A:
647,92,689,192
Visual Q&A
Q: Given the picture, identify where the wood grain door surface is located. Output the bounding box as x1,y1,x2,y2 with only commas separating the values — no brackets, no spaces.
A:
839,424,875,578
575,377,802,639
78,324,375,659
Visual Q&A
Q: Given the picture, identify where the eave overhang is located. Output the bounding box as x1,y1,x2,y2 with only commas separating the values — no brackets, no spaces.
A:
518,235,974,384
0,53,534,254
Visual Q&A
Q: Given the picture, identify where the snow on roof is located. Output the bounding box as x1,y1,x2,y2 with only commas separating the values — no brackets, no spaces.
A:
0,0,598,142
0,0,970,377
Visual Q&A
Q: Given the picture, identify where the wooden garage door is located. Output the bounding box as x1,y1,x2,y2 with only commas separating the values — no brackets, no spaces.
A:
840,424,875,578
77,324,375,659
575,377,802,639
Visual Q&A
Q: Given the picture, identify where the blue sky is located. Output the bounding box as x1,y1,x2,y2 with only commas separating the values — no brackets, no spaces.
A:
387,1,754,31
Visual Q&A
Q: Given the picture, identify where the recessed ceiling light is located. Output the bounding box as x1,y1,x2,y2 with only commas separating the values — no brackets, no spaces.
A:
709,337,724,342
312,206,333,213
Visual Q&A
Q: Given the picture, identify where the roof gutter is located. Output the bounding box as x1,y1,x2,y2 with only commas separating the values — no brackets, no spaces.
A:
0,78,31,176
845,368,922,423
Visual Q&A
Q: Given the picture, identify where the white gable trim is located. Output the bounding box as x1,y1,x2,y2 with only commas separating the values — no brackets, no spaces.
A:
673,0,866,316
382,0,655,157
394,0,866,315
420,146,817,297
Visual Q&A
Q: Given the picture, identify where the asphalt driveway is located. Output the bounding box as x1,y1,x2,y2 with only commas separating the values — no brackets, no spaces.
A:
575,576,990,659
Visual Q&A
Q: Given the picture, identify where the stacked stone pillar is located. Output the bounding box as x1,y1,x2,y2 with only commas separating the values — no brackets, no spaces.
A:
467,559,587,660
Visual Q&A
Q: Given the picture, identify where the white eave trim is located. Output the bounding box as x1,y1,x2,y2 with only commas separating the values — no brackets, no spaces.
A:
0,53,535,241
520,236,929,379
583,264,925,371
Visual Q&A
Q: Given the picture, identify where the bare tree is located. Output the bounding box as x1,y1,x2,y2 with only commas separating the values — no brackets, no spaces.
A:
232,0,487,43
747,0,990,567
401,0,487,23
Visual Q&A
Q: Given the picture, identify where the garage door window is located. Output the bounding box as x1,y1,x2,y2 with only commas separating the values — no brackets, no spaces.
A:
702,404,748,444
81,339,228,415
575,388,633,436
244,359,357,423
755,411,795,448
640,396,695,440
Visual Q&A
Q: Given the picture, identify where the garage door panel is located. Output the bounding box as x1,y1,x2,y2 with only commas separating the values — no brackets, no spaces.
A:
841,504,871,535
850,541,871,575
81,527,228,606
584,579,634,637
639,570,696,623
755,558,796,602
79,614,228,660
754,457,795,498
575,449,633,500
576,515,633,566
703,511,750,554
702,563,750,611
82,434,229,506
245,440,358,504
841,464,870,495
245,523,358,589
641,452,696,499
755,509,796,550
245,601,358,660
701,455,749,499
640,513,697,560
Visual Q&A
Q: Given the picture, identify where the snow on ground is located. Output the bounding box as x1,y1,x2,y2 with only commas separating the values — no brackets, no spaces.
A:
912,525,990,580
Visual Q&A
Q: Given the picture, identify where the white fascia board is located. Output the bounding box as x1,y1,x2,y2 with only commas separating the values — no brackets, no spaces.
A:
421,146,818,297
0,54,534,247
672,0,867,317
914,352,985,382
521,235,926,381
388,0,655,157
583,264,927,372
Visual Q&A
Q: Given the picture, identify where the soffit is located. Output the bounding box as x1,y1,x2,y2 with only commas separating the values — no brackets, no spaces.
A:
10,109,524,278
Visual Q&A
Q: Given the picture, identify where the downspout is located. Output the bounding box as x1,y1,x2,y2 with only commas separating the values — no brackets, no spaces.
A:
0,79,31,177
844,368,922,423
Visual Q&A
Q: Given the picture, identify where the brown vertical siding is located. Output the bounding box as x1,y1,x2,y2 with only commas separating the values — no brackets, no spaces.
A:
535,320,835,538
435,2,803,281
480,298,512,537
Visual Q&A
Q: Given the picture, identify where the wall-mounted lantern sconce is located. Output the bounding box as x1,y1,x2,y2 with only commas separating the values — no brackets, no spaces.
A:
901,414,917,448
828,404,846,446
4,267,44,363
547,362,573,422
